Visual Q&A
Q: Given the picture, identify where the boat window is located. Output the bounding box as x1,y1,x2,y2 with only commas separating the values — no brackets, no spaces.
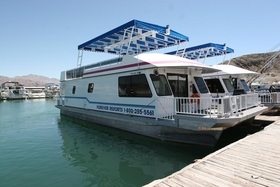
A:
118,74,152,97
240,79,250,92
194,77,209,94
204,78,225,93
150,74,172,96
167,74,187,97
88,83,94,93
66,67,84,79
72,86,76,94
223,79,234,92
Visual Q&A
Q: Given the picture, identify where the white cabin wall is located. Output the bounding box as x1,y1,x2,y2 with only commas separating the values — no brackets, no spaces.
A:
62,70,159,111
60,71,66,81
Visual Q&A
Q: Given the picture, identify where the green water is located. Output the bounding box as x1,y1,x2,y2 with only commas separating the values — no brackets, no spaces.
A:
0,99,261,187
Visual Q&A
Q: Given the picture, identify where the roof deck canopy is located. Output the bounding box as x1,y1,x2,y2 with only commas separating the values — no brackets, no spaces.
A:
166,43,234,60
78,19,189,56
203,64,259,77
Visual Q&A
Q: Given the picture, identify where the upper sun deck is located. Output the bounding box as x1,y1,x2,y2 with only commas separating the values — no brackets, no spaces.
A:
77,19,189,56
165,43,256,77
61,19,192,81
166,43,234,60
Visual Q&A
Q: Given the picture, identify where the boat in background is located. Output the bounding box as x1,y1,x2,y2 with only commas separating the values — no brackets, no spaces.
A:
202,64,264,111
55,20,267,146
254,83,280,109
167,43,267,119
0,81,27,100
25,86,46,99
45,83,60,98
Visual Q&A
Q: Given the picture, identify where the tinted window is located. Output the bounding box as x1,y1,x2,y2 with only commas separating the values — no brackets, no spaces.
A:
119,74,152,97
204,78,225,93
194,77,209,94
72,86,76,94
223,79,234,92
150,74,172,96
240,79,250,92
167,74,187,97
88,83,94,93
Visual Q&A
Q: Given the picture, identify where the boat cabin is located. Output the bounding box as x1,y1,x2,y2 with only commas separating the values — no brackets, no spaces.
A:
203,64,257,97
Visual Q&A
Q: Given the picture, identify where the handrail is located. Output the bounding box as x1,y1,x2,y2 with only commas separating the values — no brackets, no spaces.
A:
156,94,260,120
255,91,280,104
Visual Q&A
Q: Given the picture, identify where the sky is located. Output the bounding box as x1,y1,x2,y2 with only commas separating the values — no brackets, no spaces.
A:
1,0,280,79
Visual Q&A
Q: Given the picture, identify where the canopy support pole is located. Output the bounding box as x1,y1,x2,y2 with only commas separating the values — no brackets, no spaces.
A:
77,49,84,67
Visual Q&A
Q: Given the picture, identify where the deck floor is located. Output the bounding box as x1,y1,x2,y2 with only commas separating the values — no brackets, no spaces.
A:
144,115,280,187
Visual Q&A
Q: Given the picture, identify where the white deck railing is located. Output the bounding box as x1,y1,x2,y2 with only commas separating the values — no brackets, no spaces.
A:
156,94,260,120
256,91,280,104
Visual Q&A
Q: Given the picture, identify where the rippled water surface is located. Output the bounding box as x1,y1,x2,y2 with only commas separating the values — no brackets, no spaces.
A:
0,99,260,187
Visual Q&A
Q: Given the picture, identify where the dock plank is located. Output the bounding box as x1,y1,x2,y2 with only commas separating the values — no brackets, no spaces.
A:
211,155,280,185
144,119,280,187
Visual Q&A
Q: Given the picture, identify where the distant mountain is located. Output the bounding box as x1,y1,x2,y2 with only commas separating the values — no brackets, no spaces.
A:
0,74,59,86
224,51,280,85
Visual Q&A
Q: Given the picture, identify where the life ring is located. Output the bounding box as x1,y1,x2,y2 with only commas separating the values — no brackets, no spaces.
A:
190,93,200,104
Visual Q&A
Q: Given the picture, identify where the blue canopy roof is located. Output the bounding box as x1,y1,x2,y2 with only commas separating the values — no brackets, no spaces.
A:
78,19,189,55
166,43,234,59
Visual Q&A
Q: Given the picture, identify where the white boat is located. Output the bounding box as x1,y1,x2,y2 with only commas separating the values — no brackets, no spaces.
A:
55,20,267,146
189,44,280,109
0,81,27,100
254,83,280,108
45,83,60,98
168,43,268,113
25,87,46,99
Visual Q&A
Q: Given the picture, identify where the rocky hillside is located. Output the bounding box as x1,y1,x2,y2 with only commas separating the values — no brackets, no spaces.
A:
0,74,59,87
223,51,280,85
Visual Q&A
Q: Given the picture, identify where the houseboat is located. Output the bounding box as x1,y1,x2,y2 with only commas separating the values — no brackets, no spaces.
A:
254,83,280,109
25,86,46,99
167,43,268,111
0,81,27,100
45,83,60,98
55,20,267,146
177,43,280,109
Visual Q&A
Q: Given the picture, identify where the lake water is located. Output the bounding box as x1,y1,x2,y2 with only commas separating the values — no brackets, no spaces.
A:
0,99,262,187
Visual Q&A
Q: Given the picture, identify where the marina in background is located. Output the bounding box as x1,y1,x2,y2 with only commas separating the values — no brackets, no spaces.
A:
0,82,59,100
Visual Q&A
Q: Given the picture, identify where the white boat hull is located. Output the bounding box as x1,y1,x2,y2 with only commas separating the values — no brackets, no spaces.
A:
57,105,239,146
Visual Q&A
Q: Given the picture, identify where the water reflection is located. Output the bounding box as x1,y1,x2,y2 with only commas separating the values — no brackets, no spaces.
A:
57,116,215,187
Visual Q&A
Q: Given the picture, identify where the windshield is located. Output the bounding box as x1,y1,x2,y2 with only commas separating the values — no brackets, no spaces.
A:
150,74,172,96
194,77,209,94
204,78,225,93
240,79,250,92
223,79,234,92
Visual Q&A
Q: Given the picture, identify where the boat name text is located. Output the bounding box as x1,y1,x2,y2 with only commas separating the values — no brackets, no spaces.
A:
96,105,154,116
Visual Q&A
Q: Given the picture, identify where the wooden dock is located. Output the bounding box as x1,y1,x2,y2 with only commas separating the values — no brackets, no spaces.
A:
144,115,280,187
